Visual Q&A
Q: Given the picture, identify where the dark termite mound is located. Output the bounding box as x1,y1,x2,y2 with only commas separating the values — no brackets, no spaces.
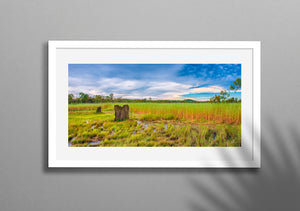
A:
96,107,101,113
114,105,129,121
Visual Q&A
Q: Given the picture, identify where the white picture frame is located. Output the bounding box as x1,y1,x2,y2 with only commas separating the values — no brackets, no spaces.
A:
48,41,261,168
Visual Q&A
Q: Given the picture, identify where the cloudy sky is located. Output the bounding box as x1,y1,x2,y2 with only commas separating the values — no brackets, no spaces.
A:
68,64,241,101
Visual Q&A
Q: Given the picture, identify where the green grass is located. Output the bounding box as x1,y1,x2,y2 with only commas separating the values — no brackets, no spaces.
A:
68,102,241,147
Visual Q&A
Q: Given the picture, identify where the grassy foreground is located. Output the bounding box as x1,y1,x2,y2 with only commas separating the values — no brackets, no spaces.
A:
68,103,241,147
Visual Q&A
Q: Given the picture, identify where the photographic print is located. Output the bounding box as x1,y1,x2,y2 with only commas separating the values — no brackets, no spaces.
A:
49,41,260,167
68,64,242,147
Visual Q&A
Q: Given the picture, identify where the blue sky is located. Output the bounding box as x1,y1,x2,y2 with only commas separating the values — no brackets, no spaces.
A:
69,64,241,101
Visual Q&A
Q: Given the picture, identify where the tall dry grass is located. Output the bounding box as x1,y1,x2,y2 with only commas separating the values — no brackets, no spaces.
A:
69,103,241,124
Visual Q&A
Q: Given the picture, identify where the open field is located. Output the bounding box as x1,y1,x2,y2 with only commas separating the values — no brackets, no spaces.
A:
68,103,241,147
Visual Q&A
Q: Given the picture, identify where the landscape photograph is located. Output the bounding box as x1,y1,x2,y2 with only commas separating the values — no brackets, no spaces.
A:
68,64,241,147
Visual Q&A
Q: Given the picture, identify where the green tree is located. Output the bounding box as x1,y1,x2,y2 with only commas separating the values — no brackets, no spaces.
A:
95,95,103,103
104,95,110,102
210,94,221,103
68,94,74,104
229,78,241,92
210,78,241,103
225,97,239,103
109,93,114,102
220,90,230,102
79,92,89,103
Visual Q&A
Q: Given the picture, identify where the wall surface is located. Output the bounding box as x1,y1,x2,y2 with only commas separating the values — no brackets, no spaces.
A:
0,0,299,210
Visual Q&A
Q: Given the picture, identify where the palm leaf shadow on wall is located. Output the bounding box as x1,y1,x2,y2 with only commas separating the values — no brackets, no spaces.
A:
187,116,300,211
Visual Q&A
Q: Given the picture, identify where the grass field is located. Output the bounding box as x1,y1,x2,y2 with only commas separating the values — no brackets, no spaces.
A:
68,103,241,147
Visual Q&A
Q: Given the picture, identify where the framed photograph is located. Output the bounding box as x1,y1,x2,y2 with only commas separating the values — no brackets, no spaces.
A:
48,41,260,168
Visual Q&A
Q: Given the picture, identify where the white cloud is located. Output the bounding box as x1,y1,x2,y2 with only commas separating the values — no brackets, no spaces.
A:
69,77,83,85
68,77,227,101
97,78,145,91
147,81,190,92
189,85,224,93
68,86,105,97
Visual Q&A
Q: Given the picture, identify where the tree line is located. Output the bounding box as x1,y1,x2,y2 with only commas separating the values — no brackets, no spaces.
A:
69,93,117,104
68,93,201,104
